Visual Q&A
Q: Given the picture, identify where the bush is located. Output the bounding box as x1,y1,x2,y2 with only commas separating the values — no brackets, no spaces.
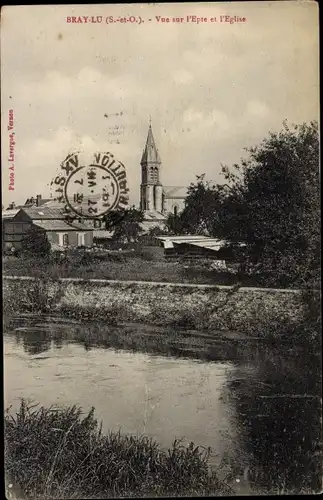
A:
21,229,51,257
5,401,229,499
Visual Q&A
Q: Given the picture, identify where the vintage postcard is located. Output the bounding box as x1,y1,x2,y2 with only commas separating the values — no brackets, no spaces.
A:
2,2,321,498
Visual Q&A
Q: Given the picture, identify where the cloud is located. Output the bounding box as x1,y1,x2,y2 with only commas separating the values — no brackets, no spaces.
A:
182,108,203,124
247,100,270,118
1,3,319,207
173,69,193,85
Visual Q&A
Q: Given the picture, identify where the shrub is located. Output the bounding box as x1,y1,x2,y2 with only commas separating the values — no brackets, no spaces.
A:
21,229,51,257
5,401,229,499
3,277,65,315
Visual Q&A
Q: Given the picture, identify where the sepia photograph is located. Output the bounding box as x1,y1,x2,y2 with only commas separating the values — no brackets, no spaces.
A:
1,2,321,498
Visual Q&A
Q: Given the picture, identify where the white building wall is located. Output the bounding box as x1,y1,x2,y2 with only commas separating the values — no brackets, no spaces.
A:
154,185,163,213
146,185,154,211
164,198,186,214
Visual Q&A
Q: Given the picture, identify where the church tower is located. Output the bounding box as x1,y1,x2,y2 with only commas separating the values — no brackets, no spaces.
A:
140,122,163,213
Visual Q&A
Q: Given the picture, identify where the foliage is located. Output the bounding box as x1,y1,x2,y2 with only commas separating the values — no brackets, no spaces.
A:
21,228,51,257
5,401,229,499
146,225,167,236
176,174,225,235
179,121,320,287
165,212,185,235
103,206,144,243
224,121,319,286
3,254,263,287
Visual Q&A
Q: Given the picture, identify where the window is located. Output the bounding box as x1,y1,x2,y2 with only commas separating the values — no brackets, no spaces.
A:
173,205,178,217
58,233,69,247
77,233,86,247
150,167,158,183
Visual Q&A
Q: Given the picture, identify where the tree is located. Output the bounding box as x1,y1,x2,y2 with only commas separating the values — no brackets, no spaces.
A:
220,121,320,286
180,175,224,235
165,213,184,235
103,206,144,243
164,175,224,235
21,228,51,257
179,121,319,286
146,225,167,237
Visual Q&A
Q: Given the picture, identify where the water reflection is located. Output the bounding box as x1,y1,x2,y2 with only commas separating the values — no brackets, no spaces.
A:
14,328,52,355
5,315,257,362
227,348,321,494
4,314,322,495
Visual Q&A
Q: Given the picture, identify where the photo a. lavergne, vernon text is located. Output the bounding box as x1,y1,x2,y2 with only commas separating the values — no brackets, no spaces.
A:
7,109,15,192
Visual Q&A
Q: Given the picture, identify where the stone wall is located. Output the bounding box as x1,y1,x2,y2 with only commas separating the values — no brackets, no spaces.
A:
3,276,306,333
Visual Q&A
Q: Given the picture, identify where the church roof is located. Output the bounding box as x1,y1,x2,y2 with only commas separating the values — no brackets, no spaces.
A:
142,210,166,221
141,125,161,164
163,186,188,199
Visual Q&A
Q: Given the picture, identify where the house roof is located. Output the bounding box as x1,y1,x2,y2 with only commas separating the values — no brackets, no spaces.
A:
163,186,187,199
155,236,227,252
93,230,113,239
2,209,20,219
24,197,52,207
156,235,210,242
184,239,227,251
18,207,66,220
141,125,161,164
70,221,94,231
33,220,92,231
156,236,246,252
38,200,64,209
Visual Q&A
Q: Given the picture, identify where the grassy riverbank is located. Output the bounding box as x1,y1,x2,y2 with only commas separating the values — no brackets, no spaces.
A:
5,401,230,499
3,252,265,287
4,273,308,338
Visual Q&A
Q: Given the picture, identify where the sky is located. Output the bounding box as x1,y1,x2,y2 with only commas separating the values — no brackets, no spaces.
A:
1,2,319,208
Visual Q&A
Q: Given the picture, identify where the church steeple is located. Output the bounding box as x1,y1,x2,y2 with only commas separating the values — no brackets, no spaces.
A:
141,124,161,165
140,121,163,213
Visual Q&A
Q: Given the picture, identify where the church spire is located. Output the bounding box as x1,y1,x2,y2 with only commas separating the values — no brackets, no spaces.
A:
141,122,161,164
140,119,163,212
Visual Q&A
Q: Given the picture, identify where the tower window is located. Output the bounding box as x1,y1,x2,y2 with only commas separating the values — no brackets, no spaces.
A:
150,167,158,182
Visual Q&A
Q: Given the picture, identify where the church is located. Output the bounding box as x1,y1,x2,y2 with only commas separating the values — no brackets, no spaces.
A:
139,123,187,226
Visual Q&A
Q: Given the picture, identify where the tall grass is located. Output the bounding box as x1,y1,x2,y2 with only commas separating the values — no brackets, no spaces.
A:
3,276,65,316
3,253,264,286
5,401,230,499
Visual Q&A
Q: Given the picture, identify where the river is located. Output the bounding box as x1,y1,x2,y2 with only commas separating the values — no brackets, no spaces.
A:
4,314,321,495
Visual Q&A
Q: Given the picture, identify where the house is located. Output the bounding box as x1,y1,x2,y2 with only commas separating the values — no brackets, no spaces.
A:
2,208,20,251
3,206,93,252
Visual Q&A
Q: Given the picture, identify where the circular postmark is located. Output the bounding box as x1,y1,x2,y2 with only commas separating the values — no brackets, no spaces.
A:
50,152,129,218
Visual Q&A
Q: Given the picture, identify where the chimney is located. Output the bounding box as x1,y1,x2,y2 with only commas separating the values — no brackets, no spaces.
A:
36,194,42,206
